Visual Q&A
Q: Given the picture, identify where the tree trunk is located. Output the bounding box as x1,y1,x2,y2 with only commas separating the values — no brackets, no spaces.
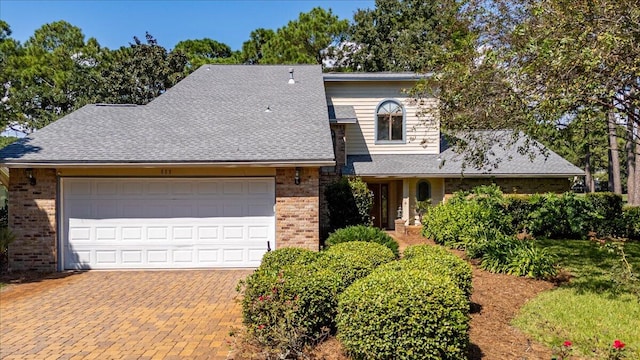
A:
627,120,636,204
608,111,622,194
585,144,595,193
633,127,640,206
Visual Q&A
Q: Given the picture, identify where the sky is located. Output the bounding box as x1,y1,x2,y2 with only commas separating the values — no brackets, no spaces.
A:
0,0,373,51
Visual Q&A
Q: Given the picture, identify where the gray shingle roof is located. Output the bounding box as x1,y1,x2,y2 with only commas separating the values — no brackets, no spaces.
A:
344,132,584,177
328,105,357,123
0,65,335,165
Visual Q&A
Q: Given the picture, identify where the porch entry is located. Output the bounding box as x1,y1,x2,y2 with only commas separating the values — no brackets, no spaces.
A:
368,183,389,229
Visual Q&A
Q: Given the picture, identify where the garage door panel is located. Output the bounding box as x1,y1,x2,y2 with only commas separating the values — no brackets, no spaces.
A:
63,178,274,269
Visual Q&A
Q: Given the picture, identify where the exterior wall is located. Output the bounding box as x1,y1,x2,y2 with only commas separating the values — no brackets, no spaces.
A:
444,177,572,195
58,167,276,177
8,168,57,272
276,167,320,250
325,81,439,155
329,123,347,169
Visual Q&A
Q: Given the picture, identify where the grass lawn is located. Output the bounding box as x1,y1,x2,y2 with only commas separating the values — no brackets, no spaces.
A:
513,239,640,359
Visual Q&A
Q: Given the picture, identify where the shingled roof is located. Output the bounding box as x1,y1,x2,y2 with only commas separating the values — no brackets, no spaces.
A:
344,132,584,177
0,65,335,166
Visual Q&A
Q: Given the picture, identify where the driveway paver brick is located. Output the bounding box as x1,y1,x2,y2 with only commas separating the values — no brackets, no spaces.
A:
0,270,252,359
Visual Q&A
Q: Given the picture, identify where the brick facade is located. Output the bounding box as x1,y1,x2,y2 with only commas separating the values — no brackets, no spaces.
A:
275,167,320,250
444,177,572,195
8,168,57,272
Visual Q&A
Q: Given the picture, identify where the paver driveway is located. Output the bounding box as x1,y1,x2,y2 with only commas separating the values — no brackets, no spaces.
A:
0,270,253,360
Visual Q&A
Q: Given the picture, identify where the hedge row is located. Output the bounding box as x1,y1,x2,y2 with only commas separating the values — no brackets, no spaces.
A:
421,185,558,278
239,241,395,355
336,244,471,359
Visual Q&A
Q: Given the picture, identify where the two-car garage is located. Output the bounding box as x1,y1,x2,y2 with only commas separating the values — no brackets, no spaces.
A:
60,177,275,270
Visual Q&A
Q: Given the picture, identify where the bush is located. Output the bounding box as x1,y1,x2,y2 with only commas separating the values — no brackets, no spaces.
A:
526,193,593,239
585,192,623,237
324,177,373,232
337,266,469,359
402,244,473,297
321,241,396,289
480,238,557,278
505,194,536,233
623,206,640,240
239,263,342,354
326,225,399,258
259,247,319,273
421,185,513,249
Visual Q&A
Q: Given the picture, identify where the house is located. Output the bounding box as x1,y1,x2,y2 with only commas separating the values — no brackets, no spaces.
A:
0,65,583,272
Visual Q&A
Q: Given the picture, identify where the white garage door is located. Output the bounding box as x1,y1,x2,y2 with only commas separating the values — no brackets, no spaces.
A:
61,177,275,269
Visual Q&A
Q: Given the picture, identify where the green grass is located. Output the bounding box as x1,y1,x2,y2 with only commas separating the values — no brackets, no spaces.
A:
513,239,640,358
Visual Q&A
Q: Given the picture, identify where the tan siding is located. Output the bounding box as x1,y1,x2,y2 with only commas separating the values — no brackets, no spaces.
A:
325,82,440,155
57,167,276,177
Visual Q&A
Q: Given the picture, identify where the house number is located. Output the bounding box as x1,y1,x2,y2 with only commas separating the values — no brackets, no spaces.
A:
160,169,172,175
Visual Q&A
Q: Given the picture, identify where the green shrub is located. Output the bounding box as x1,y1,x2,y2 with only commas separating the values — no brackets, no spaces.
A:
505,194,536,233
399,244,473,297
259,247,319,273
324,177,373,232
527,193,593,239
585,192,623,237
326,225,399,258
239,263,342,353
623,206,640,240
321,241,396,289
337,267,469,360
421,185,513,249
480,238,557,278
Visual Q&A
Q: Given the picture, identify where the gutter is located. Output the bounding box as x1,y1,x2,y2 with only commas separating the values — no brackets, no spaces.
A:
0,160,336,169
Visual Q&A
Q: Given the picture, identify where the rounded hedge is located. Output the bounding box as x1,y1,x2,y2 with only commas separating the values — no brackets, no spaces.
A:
402,244,473,297
320,241,396,289
326,225,399,258
337,267,470,360
259,247,319,273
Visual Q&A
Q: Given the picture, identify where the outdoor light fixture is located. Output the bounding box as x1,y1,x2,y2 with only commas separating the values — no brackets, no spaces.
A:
294,167,301,185
397,206,403,219
25,168,36,186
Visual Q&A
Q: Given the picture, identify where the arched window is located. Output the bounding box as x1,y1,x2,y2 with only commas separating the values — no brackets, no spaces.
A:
417,180,431,202
376,100,404,142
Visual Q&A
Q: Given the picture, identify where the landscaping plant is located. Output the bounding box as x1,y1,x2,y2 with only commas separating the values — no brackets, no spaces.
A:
324,177,373,232
325,225,399,258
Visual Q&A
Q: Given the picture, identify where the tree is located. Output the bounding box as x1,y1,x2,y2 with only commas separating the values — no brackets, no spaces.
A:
344,0,475,72
97,32,187,105
260,7,349,65
173,38,236,69
411,0,640,203
240,28,275,64
0,20,103,133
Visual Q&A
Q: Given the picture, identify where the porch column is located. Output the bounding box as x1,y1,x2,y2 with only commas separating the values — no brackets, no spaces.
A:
402,179,410,225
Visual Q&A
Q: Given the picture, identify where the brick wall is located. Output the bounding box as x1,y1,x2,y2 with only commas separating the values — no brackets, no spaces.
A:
8,168,57,272
445,177,572,195
275,167,320,251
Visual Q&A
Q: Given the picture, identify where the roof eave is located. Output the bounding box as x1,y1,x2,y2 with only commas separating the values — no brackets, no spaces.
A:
1,160,336,169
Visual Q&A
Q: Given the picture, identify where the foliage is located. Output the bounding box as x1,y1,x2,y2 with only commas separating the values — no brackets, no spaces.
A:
337,266,469,359
260,7,348,65
479,238,557,279
240,28,275,64
622,207,640,240
343,0,475,72
401,244,473,297
586,192,624,237
325,225,399,258
526,193,594,239
97,32,187,105
0,137,17,149
324,177,373,232
259,247,319,273
173,38,236,69
321,241,396,289
0,227,15,273
421,185,513,249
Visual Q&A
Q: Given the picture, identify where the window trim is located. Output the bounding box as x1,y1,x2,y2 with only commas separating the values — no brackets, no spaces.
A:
374,99,406,144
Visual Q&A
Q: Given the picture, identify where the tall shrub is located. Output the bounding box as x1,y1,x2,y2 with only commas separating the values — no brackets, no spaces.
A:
527,193,593,239
585,192,623,237
325,177,373,232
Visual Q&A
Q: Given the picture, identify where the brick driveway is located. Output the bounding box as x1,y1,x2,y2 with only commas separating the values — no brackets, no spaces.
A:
0,270,253,360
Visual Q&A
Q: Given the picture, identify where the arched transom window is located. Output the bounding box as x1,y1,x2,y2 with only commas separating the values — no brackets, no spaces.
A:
376,100,404,142
417,180,431,202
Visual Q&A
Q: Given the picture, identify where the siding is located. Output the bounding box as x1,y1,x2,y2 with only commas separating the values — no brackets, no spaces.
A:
325,81,440,155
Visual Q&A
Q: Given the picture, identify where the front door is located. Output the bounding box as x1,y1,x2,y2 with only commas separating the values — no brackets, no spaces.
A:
368,183,389,229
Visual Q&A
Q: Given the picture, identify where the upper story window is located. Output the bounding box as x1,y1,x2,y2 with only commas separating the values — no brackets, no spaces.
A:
376,100,404,142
